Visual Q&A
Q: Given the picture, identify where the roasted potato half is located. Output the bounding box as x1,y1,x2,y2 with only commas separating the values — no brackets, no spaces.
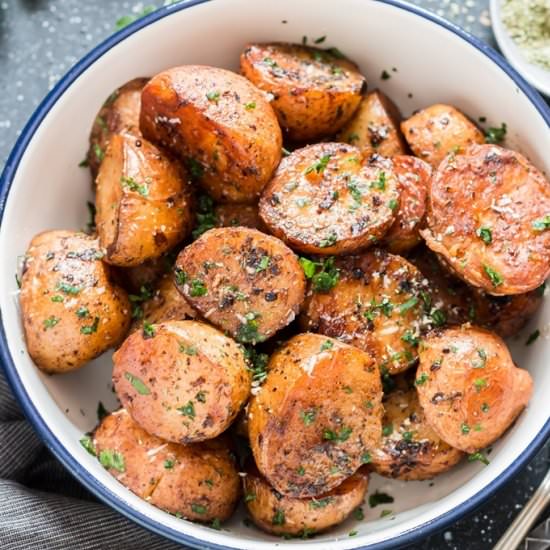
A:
416,326,533,453
140,65,282,203
243,465,368,536
371,388,463,480
113,320,251,443
87,77,149,180
92,409,240,522
96,133,192,267
422,144,550,295
249,333,382,498
300,249,435,375
401,104,484,168
174,227,305,344
337,90,407,157
259,143,399,255
20,230,131,374
240,42,366,142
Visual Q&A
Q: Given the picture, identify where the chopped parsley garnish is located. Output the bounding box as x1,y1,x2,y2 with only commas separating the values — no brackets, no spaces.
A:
381,70,391,80
532,215,550,232
402,431,414,442
174,267,187,287
192,195,216,238
347,132,360,143
468,452,490,465
76,306,89,318
56,281,82,295
43,316,60,330
164,459,175,469
430,309,447,326
473,378,487,392
476,227,493,244
237,312,264,344
483,264,503,287
299,257,316,278
99,449,125,472
80,317,100,335
526,330,540,345
244,492,256,502
323,426,352,442
365,298,394,320
93,143,104,162
196,391,206,403
349,530,358,537
299,408,317,426
415,373,429,386
299,256,340,293
382,424,393,436
304,154,332,175
187,157,205,180
325,47,346,59
189,279,207,297
128,285,153,319
320,340,334,352
191,503,207,515
472,348,487,369
461,422,470,434
348,179,363,203
80,435,96,456
370,171,386,191
314,35,326,44
354,507,365,520
481,402,490,413
124,372,151,395
484,123,507,144
51,295,64,303
121,175,148,197
206,90,220,103
244,347,269,383
380,510,393,518
177,401,196,419
97,401,108,421
115,5,155,30
255,255,271,273
310,497,334,509
369,491,394,507
210,518,221,530
79,158,89,168
142,321,155,339
180,343,198,355
272,509,285,526
398,296,419,315
244,101,256,110
297,466,305,476
361,452,371,464
388,198,398,211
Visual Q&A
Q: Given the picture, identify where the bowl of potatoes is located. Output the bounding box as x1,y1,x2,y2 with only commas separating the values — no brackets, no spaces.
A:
1,0,549,548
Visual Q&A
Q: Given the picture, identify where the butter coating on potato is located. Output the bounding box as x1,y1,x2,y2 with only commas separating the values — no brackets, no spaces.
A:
96,133,193,267
174,227,305,344
113,320,251,443
240,42,366,142
20,230,131,373
248,333,382,498
243,465,368,536
422,144,550,295
93,409,240,522
140,65,282,203
259,143,399,255
416,326,533,453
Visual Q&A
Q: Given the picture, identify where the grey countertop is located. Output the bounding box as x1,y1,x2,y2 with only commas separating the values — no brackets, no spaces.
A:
0,1,549,549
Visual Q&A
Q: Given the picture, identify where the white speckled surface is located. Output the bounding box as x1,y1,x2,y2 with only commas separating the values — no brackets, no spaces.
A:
0,1,548,549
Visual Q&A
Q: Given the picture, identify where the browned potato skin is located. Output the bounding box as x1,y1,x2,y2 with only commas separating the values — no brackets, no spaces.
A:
416,326,533,453
337,90,408,157
243,465,368,536
259,143,399,255
422,144,550,295
113,320,251,443
214,203,262,230
382,155,430,253
240,43,366,142
401,104,484,168
140,65,282,203
249,333,382,498
87,77,149,180
371,388,463,480
96,133,192,267
175,227,305,344
93,409,240,522
20,230,131,374
300,249,432,375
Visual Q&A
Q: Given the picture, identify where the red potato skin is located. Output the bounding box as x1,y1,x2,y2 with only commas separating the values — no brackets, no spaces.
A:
140,65,282,203
93,409,241,522
416,326,533,453
422,144,550,295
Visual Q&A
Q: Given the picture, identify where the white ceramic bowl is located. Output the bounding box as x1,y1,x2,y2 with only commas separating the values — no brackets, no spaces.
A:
1,1,549,548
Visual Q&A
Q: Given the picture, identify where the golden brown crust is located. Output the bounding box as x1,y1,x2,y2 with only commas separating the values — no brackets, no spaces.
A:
140,65,282,203
96,133,192,266
382,155,430,253
337,90,407,157
174,227,305,343
112,320,251,443
248,333,382,498
300,249,434,375
401,104,484,168
243,465,368,536
371,388,463,480
93,409,240,522
240,42,366,142
416,326,533,453
87,77,149,180
422,144,550,295
259,143,399,255
20,230,131,373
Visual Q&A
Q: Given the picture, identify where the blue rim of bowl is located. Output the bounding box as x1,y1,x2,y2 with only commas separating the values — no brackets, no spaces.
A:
0,0,549,548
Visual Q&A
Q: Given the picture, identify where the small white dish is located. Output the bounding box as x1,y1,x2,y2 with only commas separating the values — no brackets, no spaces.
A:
490,0,550,97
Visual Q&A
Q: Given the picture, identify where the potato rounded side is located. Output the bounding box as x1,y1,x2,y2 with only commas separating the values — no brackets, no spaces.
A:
249,333,382,498
140,65,282,203
20,230,131,373
96,133,193,267
113,320,251,443
93,409,240,522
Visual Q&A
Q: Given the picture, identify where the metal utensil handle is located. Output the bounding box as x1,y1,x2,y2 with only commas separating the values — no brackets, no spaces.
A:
493,468,550,550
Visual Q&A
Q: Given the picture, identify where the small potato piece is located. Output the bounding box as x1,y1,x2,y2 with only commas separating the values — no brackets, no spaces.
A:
93,409,240,522
382,155,430,253
300,249,433,375
243,465,368,536
371,388,463,480
87,77,149,179
337,90,407,157
96,133,192,267
20,230,130,374
416,326,533,453
422,144,550,295
174,227,305,343
401,104,484,168
214,203,262,230
114,251,174,294
240,43,366,142
249,333,382,498
113,320,251,443
140,65,282,203
259,143,399,255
